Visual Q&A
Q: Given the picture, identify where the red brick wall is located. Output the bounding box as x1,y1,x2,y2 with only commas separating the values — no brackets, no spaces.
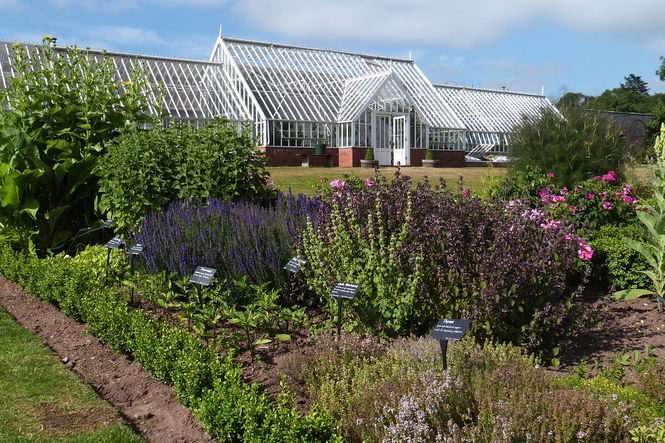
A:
410,149,466,167
260,147,339,167
338,147,370,167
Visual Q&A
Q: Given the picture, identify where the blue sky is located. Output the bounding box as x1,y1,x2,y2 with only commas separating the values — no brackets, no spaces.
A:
2,0,665,100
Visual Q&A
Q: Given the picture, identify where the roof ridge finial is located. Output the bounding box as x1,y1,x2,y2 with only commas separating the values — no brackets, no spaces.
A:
219,24,223,38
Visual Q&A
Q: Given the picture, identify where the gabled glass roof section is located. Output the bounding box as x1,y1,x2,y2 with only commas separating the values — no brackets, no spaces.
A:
217,37,464,129
0,41,256,122
434,84,558,136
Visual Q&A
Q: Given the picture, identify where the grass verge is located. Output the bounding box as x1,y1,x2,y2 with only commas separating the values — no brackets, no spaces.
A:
0,306,143,442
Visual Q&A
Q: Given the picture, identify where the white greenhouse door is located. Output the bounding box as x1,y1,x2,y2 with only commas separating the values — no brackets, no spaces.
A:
374,114,392,165
392,116,409,166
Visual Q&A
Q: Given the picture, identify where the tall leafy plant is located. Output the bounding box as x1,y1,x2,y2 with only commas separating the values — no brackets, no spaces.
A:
98,118,276,235
0,37,158,254
507,108,626,188
612,123,665,309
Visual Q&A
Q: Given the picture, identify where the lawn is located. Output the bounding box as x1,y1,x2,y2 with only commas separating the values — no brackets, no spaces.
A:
0,307,143,442
267,165,507,195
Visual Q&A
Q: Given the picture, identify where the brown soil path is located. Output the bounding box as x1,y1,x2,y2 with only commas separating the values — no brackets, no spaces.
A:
0,275,212,443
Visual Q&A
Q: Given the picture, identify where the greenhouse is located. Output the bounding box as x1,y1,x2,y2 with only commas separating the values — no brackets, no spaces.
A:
0,34,558,166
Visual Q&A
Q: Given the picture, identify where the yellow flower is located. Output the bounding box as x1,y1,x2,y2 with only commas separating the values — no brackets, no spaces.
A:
12,42,20,48
123,81,132,86
43,35,52,41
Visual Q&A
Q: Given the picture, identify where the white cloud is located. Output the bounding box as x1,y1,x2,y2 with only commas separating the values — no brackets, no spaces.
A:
227,0,665,50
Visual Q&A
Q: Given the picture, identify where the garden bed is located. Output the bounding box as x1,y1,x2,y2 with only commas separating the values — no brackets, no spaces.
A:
0,275,211,443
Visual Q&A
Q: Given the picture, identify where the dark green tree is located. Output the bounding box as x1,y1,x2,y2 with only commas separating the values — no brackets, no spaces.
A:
657,56,665,81
621,74,649,96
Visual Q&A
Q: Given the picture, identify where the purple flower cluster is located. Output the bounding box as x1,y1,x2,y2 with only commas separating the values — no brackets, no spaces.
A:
304,174,585,352
133,192,319,285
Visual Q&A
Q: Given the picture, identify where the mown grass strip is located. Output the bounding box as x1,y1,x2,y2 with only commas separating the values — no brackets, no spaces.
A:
267,166,506,196
0,307,143,443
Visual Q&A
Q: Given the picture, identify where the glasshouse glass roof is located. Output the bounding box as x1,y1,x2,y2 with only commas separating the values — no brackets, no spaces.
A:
0,35,559,154
0,41,256,122
434,84,558,148
212,37,464,129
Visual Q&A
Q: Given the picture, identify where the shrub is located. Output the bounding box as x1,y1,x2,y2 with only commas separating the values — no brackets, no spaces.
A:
299,173,587,354
590,225,651,290
364,146,374,161
98,118,277,235
0,38,158,254
0,242,341,442
133,192,319,285
507,108,626,188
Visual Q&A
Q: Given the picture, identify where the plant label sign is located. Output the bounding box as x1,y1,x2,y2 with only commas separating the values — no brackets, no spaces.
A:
429,319,471,341
190,266,216,286
105,237,124,249
283,257,307,274
128,243,143,256
330,282,361,300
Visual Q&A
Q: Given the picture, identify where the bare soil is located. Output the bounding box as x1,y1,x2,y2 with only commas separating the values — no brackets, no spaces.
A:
552,295,665,373
0,275,212,443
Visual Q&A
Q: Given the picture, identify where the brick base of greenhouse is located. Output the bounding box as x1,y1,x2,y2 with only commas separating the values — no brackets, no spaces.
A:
259,147,467,168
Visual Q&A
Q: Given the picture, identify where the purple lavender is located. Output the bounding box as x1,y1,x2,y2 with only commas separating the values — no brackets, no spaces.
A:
133,191,319,287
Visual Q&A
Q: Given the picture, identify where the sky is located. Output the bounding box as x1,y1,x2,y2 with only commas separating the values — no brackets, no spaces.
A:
2,0,665,101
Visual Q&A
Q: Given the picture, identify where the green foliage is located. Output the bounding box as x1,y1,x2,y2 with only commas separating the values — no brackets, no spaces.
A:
507,108,626,188
424,147,434,160
590,224,652,290
0,242,340,441
0,38,159,254
621,74,649,96
364,146,374,161
97,118,276,235
612,124,665,308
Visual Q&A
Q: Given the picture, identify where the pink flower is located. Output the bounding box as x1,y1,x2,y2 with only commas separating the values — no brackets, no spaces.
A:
330,179,345,189
364,178,374,186
564,234,572,240
602,201,613,210
560,187,569,196
538,188,548,197
568,206,576,213
546,173,554,178
574,187,581,193
576,238,593,261
594,175,603,180
622,195,636,204
614,192,622,197
586,193,594,199
623,184,632,195
463,189,472,196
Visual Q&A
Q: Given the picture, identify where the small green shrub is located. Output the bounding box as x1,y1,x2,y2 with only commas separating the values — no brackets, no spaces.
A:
364,146,374,161
507,108,626,188
590,224,652,290
98,118,277,235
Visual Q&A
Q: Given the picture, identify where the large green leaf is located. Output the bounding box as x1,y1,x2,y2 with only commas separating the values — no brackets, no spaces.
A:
19,198,39,221
624,237,657,269
610,288,653,301
655,214,665,235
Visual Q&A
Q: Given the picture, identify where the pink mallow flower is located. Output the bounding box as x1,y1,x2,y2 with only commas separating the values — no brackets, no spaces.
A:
623,184,632,195
577,240,594,261
364,178,374,187
602,201,613,210
538,188,549,197
622,195,637,204
330,179,345,189
546,173,554,178
560,187,569,196
586,193,594,199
